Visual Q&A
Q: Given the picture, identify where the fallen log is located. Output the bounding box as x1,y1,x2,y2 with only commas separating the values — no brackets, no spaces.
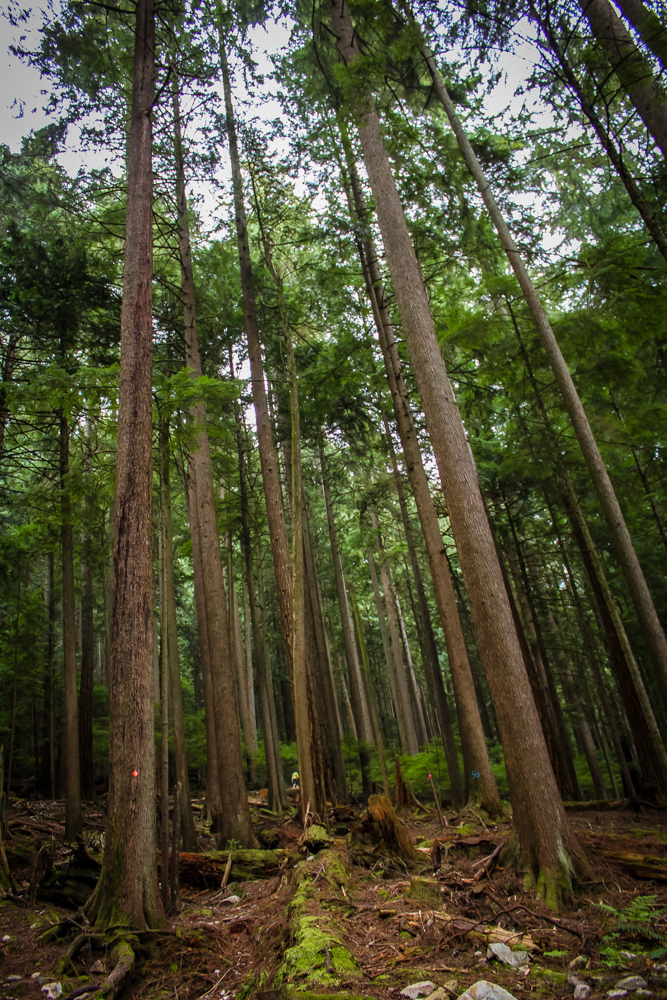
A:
563,799,627,812
602,851,667,881
174,849,301,887
431,911,537,950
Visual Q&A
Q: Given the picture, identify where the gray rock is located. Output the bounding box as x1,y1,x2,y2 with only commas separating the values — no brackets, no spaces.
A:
425,988,450,1000
616,978,648,991
607,992,628,998
635,992,653,998
574,985,591,1000
400,982,436,999
620,952,638,961
6,976,22,982
486,942,529,968
90,960,104,974
41,985,63,1000
219,894,241,905
457,981,518,1000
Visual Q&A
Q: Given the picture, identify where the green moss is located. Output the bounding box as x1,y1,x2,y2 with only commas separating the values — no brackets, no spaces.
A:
405,877,442,908
377,889,390,901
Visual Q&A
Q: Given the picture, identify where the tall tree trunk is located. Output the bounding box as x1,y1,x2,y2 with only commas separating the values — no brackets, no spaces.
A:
159,527,170,912
230,566,257,785
339,135,496,808
381,418,468,803
173,75,254,847
421,35,667,703
349,590,391,797
330,0,585,905
88,0,161,929
185,472,222,826
367,546,406,750
236,416,282,813
579,0,667,158
320,441,374,799
243,580,257,740
303,512,347,802
394,592,428,746
80,537,95,801
616,0,667,70
160,418,197,851
370,508,419,755
247,163,320,816
0,334,18,452
534,11,667,260
219,38,293,680
60,412,82,841
42,554,56,799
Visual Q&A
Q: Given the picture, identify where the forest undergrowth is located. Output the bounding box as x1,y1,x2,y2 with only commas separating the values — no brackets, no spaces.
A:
1,796,667,1000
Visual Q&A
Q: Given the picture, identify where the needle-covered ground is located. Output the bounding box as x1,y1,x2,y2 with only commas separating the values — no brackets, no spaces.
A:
1,796,667,1000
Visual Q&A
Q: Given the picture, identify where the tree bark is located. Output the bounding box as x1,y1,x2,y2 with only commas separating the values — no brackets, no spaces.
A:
230,566,257,785
173,74,254,847
0,334,18,452
320,441,374,799
339,135,496,808
579,0,667,158
616,0,667,71
350,590,391,797
43,553,56,799
185,471,222,826
160,418,197,851
423,38,667,704
381,418,468,804
60,413,82,840
236,415,282,812
80,534,95,801
331,0,585,905
88,0,162,929
370,508,419,755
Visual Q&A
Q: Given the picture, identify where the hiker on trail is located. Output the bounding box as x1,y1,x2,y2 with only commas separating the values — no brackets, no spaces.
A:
292,771,299,788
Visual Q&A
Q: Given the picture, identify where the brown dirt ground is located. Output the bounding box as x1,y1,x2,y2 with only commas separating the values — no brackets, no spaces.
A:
1,798,667,1000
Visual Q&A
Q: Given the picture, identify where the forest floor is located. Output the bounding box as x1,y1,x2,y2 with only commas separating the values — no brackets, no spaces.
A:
1,795,667,1000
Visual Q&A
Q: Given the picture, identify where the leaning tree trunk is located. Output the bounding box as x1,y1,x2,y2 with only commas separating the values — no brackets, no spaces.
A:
339,136,497,809
421,34,667,707
60,411,82,841
87,0,162,930
173,75,255,847
616,0,667,70
331,0,585,907
534,11,667,260
579,0,667,159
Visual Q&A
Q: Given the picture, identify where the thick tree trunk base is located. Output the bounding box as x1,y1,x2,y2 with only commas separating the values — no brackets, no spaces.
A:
500,827,585,912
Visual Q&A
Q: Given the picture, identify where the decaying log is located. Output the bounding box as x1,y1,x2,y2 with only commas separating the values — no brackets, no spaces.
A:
174,849,301,887
603,851,667,880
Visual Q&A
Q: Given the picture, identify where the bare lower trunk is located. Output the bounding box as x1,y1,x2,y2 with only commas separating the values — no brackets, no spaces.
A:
320,442,374,798
60,414,82,840
80,546,95,801
367,547,406,750
160,418,197,851
371,509,419,755
89,0,162,929
186,472,221,825
331,0,584,905
173,75,254,847
350,590,391,797
231,569,257,784
237,416,282,813
159,533,170,912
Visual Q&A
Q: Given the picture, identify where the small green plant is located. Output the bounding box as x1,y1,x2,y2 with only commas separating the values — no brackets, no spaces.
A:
597,896,666,966
543,950,569,958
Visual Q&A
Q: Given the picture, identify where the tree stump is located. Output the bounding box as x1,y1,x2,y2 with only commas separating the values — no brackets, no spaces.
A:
360,795,420,861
